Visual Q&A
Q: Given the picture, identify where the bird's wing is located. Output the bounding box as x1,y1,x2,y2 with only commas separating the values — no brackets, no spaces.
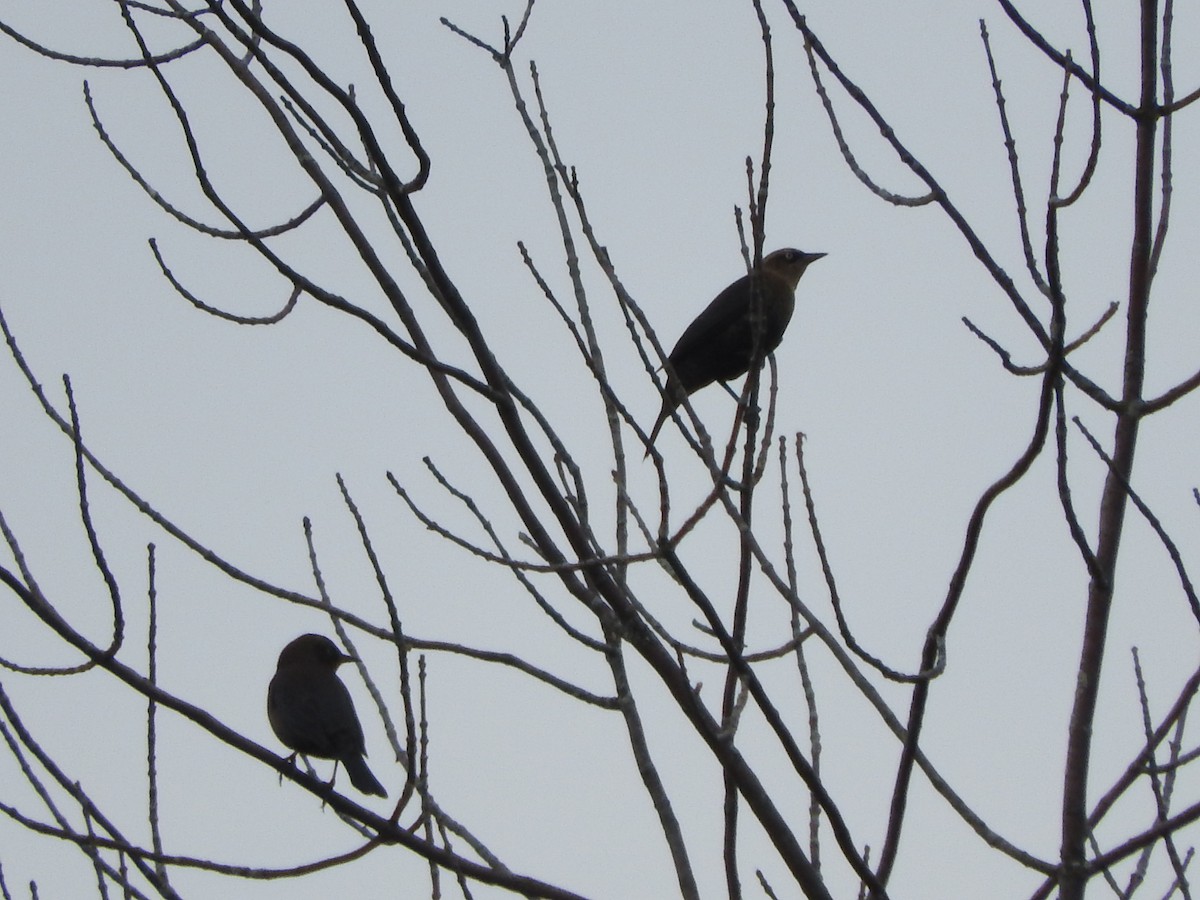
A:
268,671,366,757
667,278,748,363
320,678,367,751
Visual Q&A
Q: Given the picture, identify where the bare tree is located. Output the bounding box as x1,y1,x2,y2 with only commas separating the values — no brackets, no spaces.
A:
1,1,1198,897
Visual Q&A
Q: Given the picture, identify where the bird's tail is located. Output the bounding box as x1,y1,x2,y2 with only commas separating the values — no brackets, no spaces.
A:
343,754,387,797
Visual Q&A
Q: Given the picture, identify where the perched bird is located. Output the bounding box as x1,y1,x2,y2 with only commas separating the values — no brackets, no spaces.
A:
268,634,387,797
647,248,825,451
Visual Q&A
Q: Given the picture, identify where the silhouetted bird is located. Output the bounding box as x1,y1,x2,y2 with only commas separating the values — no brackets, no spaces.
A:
268,634,387,797
647,248,825,451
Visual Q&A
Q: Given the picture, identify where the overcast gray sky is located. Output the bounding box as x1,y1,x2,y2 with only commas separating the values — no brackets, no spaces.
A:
2,2,1199,898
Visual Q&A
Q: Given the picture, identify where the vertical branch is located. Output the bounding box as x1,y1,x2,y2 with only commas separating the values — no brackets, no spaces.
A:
1149,0,1174,274
749,0,775,257
720,395,758,899
782,436,822,870
721,4,777,892
144,544,169,887
1059,0,1159,896
416,656,441,898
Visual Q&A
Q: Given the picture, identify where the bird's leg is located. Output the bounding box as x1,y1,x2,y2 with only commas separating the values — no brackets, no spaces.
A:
314,761,341,811
721,378,760,422
278,751,299,786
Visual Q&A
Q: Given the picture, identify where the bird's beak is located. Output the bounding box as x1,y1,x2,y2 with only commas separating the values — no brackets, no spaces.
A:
808,252,827,261
339,652,359,666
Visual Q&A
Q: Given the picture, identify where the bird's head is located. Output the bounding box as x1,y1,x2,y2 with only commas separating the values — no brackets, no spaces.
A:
276,634,357,671
762,248,826,290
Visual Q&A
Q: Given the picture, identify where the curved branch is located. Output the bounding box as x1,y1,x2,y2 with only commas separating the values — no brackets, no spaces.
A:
86,81,326,240
876,348,1060,887
0,17,203,68
995,0,1133,113
980,20,1049,297
149,239,300,324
